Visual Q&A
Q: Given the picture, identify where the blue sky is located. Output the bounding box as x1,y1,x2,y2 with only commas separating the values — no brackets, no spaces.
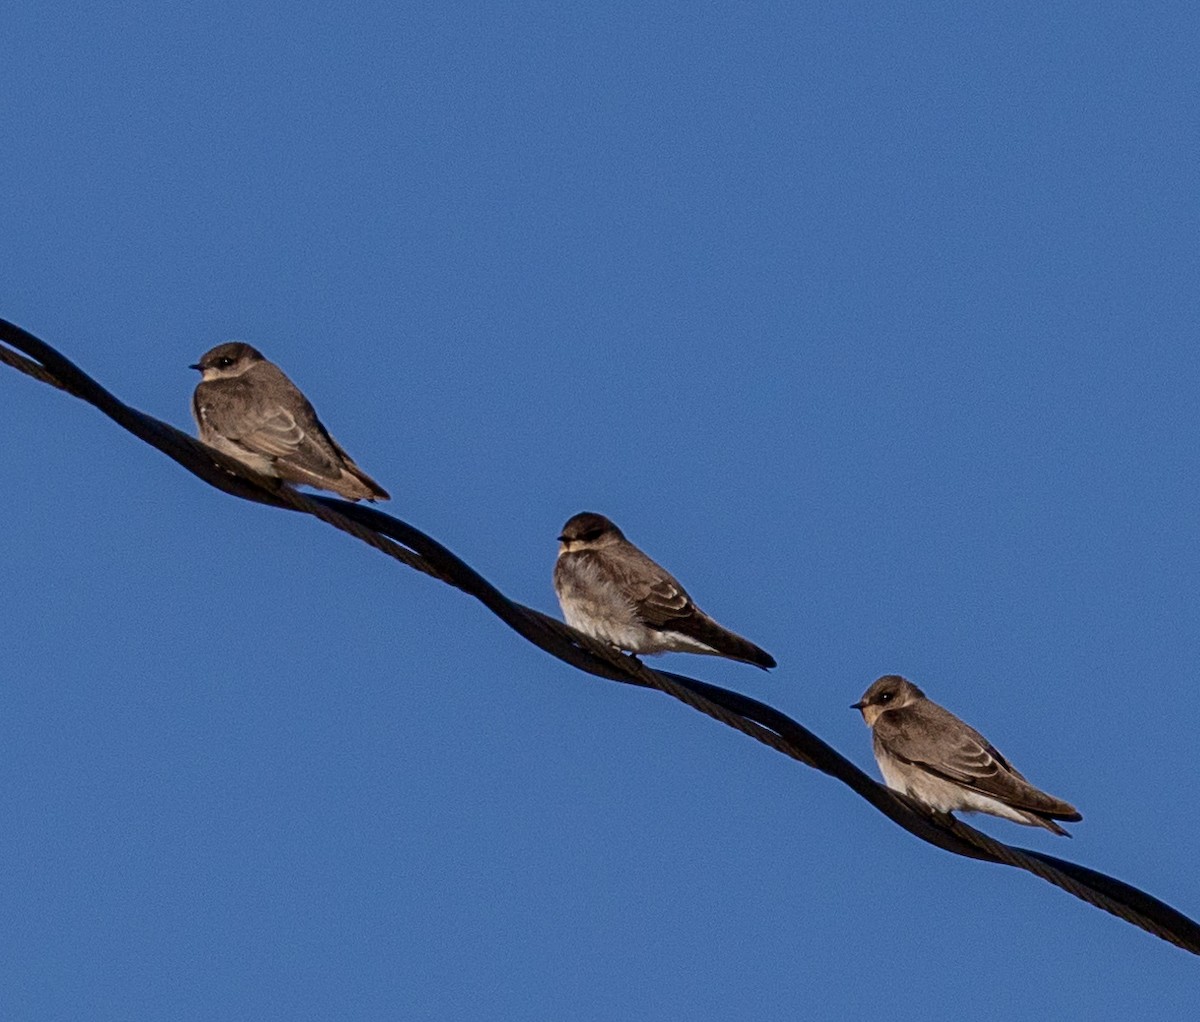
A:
3,3,1198,1018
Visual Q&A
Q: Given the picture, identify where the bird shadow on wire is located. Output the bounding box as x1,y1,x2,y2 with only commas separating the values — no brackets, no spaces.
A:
1,316,1197,957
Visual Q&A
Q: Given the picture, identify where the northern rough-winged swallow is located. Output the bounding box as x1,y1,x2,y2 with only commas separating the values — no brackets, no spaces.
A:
190,342,389,502
553,512,776,670
853,675,1081,836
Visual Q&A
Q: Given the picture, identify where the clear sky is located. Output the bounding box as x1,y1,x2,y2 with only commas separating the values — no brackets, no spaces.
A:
3,3,1198,1019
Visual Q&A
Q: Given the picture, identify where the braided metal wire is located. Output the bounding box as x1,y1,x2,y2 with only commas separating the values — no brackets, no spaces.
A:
3,317,1197,956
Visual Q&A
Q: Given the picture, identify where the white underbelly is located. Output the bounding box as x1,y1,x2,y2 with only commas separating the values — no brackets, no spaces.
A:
560,594,656,652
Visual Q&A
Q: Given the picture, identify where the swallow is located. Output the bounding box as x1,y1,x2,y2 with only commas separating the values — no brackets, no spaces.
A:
191,342,389,501
553,511,776,669
853,675,1081,835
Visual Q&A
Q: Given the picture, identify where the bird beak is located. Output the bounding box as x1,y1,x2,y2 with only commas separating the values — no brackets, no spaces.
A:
557,535,568,543
189,363,203,371
850,701,866,711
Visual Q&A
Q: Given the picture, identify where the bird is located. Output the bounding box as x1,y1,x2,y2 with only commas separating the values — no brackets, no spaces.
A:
852,675,1081,836
190,342,389,502
553,511,776,669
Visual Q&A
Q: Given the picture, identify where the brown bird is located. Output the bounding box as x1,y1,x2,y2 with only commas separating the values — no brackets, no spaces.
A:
553,512,776,670
191,342,389,502
853,675,1081,836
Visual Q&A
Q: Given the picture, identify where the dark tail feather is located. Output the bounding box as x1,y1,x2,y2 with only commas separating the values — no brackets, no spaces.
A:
327,434,390,501
1029,808,1081,837
729,637,777,671
681,612,777,670
346,465,390,502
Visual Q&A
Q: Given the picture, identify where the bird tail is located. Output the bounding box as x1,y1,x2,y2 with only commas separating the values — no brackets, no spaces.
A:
325,435,390,501
686,612,777,670
727,636,777,671
338,465,390,502
1026,803,1082,837
1034,815,1072,837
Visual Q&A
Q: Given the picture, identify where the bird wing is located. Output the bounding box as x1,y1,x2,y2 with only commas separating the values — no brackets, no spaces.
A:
198,375,342,478
598,548,695,628
599,547,775,668
240,407,345,479
877,705,1079,818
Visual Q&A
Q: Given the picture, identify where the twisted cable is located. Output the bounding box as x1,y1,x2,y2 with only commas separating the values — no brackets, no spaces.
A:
3,317,1196,955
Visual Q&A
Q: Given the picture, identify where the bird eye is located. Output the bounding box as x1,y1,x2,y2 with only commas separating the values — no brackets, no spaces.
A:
580,529,603,542
217,357,234,368
878,691,893,704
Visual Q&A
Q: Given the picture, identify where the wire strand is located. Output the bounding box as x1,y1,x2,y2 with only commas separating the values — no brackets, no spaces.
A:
3,317,1197,956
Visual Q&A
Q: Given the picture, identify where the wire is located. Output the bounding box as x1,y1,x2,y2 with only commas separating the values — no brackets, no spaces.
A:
3,316,1197,956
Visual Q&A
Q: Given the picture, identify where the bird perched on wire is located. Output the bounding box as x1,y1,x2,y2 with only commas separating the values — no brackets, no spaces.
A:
190,342,389,502
553,511,776,670
853,675,1081,836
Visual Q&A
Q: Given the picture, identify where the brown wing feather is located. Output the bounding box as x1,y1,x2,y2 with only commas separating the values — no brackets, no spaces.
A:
878,705,1080,819
604,547,776,669
636,578,695,627
252,368,389,499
